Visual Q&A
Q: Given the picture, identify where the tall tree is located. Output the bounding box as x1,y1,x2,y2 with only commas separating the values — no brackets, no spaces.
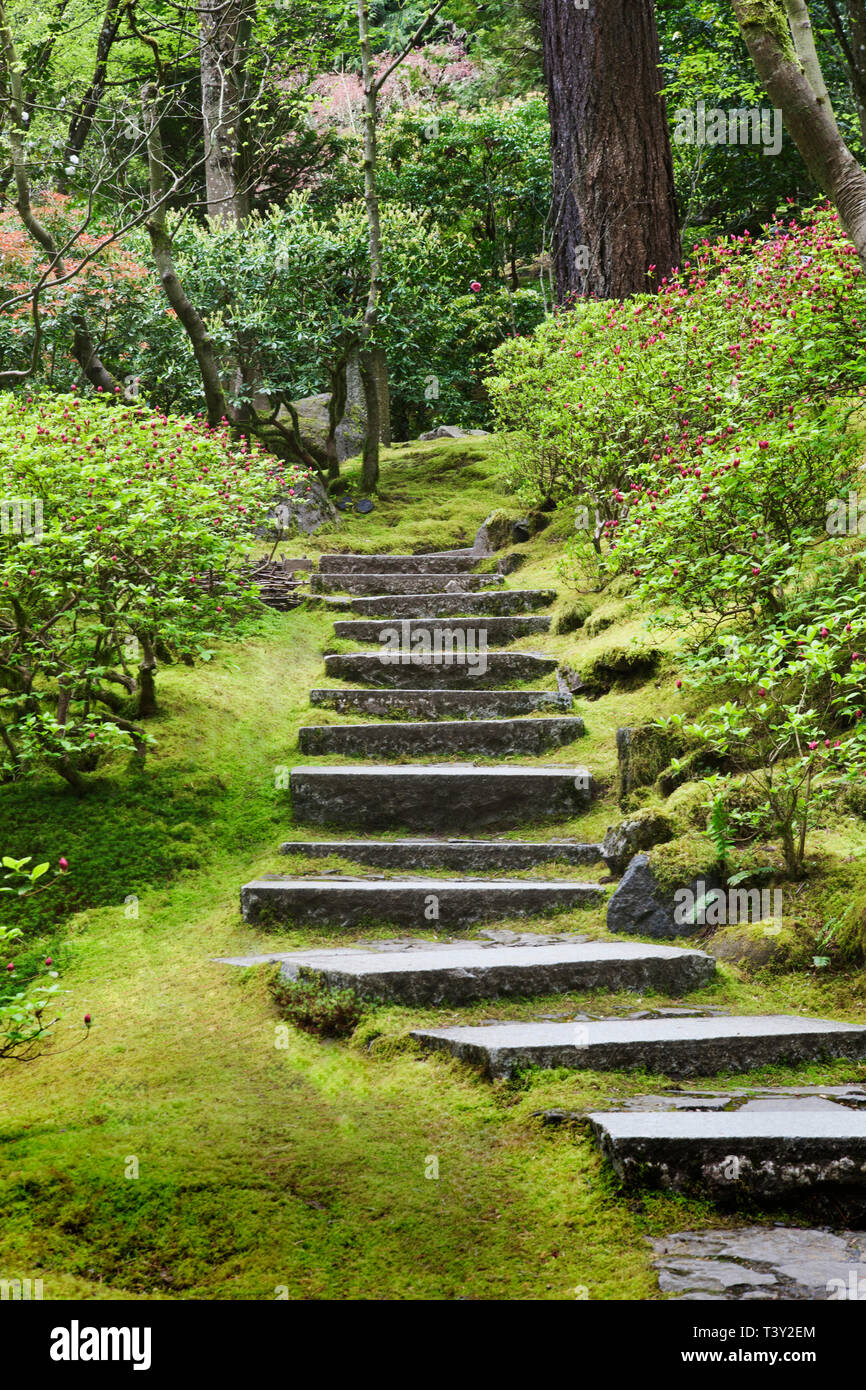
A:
540,0,681,301
200,0,254,225
732,0,866,265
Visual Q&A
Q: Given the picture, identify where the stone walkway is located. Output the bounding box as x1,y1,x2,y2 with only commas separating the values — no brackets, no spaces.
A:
224,546,866,1283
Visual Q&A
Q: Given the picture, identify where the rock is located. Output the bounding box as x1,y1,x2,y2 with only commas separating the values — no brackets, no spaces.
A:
602,811,675,875
706,921,795,970
262,475,337,536
497,551,527,575
512,518,532,544
335,348,366,462
650,1226,866,1301
554,600,592,636
473,509,513,555
606,852,723,939
419,425,470,440
616,723,684,803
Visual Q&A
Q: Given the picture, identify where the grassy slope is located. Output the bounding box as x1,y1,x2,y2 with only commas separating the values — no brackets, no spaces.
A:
2,435,866,1301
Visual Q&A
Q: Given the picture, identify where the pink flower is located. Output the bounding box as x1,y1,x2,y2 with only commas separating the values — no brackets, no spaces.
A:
469,281,481,292
59,857,69,871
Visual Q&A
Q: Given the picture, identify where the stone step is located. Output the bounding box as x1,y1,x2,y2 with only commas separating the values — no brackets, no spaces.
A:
410,1014,866,1079
311,573,504,596
319,550,477,574
240,876,603,929
298,716,585,758
219,939,716,1004
309,688,573,720
278,838,604,870
588,1107,866,1201
291,764,593,831
332,615,550,645
344,590,558,618
322,652,558,689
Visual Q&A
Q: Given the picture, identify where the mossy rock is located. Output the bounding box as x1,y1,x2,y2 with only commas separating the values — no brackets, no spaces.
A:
649,832,722,898
665,779,712,833
584,604,623,638
554,599,592,635
601,808,675,874
705,920,798,972
579,645,663,699
655,746,730,797
617,722,687,803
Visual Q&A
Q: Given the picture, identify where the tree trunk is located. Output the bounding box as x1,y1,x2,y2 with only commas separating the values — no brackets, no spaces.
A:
356,0,383,491
370,346,391,448
137,635,158,717
142,85,232,426
60,0,123,186
199,0,250,225
540,0,681,302
733,0,866,267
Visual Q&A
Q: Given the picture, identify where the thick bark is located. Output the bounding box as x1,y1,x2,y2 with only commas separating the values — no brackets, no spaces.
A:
733,0,866,266
142,85,232,426
540,0,681,301
199,0,251,225
136,635,158,717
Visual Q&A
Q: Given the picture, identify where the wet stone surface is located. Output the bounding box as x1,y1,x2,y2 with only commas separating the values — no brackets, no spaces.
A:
650,1226,866,1300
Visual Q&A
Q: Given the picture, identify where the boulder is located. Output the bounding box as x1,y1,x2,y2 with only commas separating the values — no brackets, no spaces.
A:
419,425,489,441
606,852,723,940
601,811,675,875
263,475,337,536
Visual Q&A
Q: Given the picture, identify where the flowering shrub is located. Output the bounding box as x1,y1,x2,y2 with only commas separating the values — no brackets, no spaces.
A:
0,393,312,789
488,206,866,523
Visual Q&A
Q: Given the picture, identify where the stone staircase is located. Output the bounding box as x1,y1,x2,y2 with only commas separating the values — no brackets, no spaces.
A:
226,545,866,1216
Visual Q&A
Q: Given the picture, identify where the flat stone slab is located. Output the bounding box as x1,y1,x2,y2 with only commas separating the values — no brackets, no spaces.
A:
345,590,558,618
412,1015,866,1079
291,764,594,831
278,838,604,871
218,938,716,1004
588,1103,866,1198
650,1226,866,1300
332,616,550,645
605,1084,866,1114
239,876,604,929
322,651,558,689
319,550,477,574
311,573,504,596
298,717,585,758
308,689,573,720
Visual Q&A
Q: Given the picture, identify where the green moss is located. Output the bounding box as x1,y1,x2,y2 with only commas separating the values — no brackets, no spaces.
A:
649,832,722,897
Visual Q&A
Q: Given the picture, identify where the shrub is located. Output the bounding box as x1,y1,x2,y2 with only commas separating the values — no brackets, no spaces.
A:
0,393,309,789
270,968,366,1039
487,206,866,532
